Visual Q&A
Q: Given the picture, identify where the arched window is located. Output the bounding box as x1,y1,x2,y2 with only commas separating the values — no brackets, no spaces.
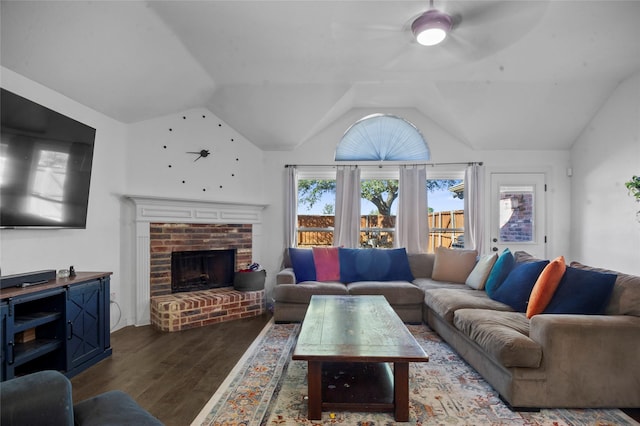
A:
335,114,430,161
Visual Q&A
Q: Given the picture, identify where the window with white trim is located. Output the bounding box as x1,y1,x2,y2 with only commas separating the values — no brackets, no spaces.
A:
296,169,336,247
294,167,464,250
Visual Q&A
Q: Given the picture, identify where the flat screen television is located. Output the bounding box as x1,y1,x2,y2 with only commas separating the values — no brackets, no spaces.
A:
0,88,96,229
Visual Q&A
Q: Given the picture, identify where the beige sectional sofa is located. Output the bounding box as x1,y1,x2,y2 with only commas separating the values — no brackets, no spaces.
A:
274,248,640,409
275,251,437,323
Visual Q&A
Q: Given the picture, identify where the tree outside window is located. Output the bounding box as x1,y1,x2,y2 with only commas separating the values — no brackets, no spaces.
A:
296,176,462,251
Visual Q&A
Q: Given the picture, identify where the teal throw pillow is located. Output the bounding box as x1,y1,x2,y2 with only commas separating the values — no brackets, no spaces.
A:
543,266,617,314
491,260,549,312
485,248,515,298
288,248,316,282
339,248,414,283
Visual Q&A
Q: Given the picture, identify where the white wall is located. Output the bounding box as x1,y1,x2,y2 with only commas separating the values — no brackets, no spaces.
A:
570,72,640,275
0,67,128,330
126,109,265,203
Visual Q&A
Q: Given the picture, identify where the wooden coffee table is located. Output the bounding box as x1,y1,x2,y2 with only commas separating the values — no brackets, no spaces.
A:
292,295,428,421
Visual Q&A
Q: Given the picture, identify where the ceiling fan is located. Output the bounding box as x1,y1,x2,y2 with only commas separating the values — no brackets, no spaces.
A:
329,1,548,71
410,0,454,46
382,0,550,70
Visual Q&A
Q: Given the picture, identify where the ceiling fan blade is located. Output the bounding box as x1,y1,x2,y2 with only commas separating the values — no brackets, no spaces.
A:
451,0,548,30
382,43,460,72
331,21,403,42
443,0,550,61
446,1,507,27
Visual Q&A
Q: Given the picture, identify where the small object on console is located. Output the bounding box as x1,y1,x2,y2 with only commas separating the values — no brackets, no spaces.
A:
20,280,48,288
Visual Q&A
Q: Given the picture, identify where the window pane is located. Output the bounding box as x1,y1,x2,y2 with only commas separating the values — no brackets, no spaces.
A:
360,179,397,248
499,185,534,243
297,179,335,247
427,179,464,253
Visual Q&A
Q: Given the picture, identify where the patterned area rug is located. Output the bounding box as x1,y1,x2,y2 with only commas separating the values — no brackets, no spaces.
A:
192,320,637,426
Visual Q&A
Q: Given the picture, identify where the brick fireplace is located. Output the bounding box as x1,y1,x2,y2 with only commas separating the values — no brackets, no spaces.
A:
127,196,266,327
149,223,253,297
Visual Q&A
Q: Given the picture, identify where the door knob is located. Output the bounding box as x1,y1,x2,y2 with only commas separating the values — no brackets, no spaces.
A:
492,238,498,243
492,247,498,252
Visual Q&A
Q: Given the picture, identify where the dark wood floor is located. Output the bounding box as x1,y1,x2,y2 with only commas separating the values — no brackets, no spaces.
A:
70,313,271,426
71,313,639,425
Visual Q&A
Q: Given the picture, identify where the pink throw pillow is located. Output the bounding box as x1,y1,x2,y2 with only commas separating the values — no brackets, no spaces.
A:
312,247,340,281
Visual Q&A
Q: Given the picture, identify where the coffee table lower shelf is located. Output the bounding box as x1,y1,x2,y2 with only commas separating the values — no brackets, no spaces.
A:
307,361,410,420
293,296,427,422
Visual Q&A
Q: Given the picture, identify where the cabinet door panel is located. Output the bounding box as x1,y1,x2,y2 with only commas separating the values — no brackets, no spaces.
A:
66,280,103,370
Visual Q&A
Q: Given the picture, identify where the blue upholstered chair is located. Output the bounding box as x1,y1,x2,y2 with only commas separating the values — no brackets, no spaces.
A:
0,370,163,425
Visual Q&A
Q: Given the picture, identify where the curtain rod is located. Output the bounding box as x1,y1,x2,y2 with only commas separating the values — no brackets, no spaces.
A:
285,161,483,168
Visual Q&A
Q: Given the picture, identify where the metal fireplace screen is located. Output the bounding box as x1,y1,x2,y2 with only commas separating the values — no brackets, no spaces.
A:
171,249,236,293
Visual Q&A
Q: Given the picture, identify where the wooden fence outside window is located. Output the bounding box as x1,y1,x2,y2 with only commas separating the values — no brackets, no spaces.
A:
297,210,464,253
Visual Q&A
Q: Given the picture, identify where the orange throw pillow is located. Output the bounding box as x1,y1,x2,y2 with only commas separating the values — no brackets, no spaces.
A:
526,256,566,318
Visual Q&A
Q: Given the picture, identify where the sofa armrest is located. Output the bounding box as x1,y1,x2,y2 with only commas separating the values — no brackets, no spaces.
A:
74,390,163,426
0,370,74,426
276,268,297,285
530,314,640,405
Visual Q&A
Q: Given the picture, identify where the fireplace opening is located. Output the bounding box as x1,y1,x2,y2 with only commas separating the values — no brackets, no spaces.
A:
171,249,236,293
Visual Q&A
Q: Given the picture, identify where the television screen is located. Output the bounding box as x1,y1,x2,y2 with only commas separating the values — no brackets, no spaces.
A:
0,88,96,228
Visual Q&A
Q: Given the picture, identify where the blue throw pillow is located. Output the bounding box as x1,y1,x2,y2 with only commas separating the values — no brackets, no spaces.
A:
491,260,549,312
288,248,316,282
543,266,617,314
485,248,515,298
339,248,414,283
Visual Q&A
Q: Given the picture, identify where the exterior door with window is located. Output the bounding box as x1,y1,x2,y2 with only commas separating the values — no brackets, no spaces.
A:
489,173,546,259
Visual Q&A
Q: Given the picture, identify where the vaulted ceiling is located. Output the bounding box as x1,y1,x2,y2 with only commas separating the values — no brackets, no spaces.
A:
1,1,639,152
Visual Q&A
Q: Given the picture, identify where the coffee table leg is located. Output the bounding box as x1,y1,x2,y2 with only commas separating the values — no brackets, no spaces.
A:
394,362,409,421
307,361,322,420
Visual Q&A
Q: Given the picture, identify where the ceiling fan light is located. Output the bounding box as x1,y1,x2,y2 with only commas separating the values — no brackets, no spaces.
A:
412,10,453,46
415,28,447,46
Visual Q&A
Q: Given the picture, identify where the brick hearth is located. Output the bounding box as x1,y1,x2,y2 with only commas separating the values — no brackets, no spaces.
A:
151,287,264,332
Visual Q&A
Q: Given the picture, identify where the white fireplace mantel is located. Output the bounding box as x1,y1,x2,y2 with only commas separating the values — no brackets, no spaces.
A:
126,195,267,326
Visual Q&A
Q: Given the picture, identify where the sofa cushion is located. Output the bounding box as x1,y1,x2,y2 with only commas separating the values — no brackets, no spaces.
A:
424,288,514,323
312,247,340,281
513,250,543,263
484,248,515,297
431,247,478,284
526,256,566,318
491,260,549,312
288,248,316,282
338,248,414,283
465,253,498,290
0,370,73,426
570,262,640,316
407,253,435,279
413,278,470,291
544,266,616,315
274,282,348,304
454,309,542,369
347,281,424,305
